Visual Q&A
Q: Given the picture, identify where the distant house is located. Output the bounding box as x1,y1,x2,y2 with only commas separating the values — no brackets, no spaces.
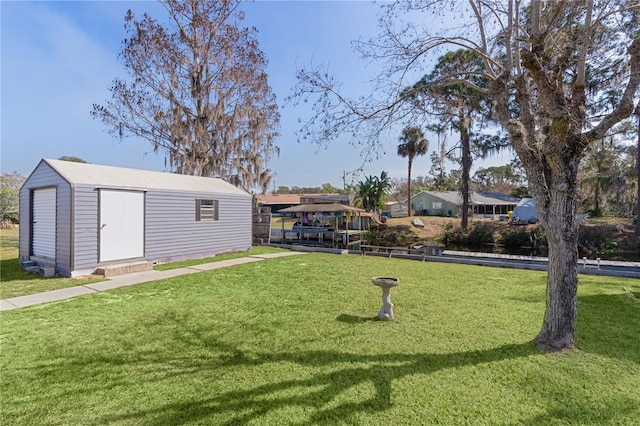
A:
19,159,252,277
473,192,521,217
383,201,409,218
410,191,519,217
255,194,303,213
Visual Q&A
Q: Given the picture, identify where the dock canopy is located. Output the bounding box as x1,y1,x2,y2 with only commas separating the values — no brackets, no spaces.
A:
277,203,366,214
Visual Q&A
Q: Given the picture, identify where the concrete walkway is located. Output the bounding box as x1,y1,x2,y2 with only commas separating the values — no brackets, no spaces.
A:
0,251,306,312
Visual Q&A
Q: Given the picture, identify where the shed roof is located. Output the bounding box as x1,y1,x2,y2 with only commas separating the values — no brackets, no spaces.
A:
41,159,248,196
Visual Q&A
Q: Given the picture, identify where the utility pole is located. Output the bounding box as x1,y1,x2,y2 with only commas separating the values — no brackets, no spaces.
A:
342,170,346,193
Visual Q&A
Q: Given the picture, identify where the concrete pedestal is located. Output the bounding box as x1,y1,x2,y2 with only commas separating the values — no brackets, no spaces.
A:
371,277,399,320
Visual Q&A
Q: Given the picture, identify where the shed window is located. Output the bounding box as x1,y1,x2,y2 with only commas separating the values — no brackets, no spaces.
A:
196,199,219,221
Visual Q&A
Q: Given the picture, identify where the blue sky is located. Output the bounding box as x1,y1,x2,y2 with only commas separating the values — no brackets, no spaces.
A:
1,0,512,190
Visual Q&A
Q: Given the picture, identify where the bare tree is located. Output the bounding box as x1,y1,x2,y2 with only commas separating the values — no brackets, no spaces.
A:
292,0,640,352
92,0,279,192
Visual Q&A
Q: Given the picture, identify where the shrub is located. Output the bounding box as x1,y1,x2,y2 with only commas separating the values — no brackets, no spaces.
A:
579,227,608,255
499,227,547,250
364,224,418,247
363,226,379,245
441,222,494,247
499,228,531,248
466,222,494,246
441,223,466,245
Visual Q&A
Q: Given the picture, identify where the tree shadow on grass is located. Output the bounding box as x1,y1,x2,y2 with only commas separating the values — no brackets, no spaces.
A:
576,291,640,364
10,290,639,424
94,291,640,425
99,340,537,425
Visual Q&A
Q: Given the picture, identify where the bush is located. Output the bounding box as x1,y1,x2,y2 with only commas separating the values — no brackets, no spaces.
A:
499,227,547,249
441,223,466,245
578,226,624,256
364,224,418,247
579,227,608,255
2,212,19,224
466,222,494,246
499,228,531,248
588,207,604,218
441,222,494,247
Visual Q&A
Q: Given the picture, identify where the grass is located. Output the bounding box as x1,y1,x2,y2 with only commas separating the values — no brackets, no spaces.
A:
153,246,288,270
1,252,639,425
0,226,19,259
0,227,286,299
0,258,107,299
271,216,298,229
1,227,108,299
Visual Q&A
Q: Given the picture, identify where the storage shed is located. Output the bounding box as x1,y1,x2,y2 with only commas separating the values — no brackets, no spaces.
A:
19,159,252,277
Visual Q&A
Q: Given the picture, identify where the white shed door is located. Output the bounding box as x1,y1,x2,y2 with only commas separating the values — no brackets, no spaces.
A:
32,187,57,259
99,190,144,262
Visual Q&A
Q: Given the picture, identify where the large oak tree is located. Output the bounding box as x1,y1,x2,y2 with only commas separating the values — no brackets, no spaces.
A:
293,0,640,352
92,0,279,192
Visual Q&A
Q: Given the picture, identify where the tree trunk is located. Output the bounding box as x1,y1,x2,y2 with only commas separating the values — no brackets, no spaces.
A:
594,180,600,214
636,111,640,236
511,149,583,354
460,116,471,230
535,197,579,351
407,158,413,217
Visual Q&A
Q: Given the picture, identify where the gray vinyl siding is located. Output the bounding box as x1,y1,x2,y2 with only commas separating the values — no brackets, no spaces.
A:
144,189,252,262
19,161,73,276
71,184,100,272
18,186,31,262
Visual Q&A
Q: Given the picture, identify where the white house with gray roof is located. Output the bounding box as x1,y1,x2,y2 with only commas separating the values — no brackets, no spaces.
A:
19,159,252,277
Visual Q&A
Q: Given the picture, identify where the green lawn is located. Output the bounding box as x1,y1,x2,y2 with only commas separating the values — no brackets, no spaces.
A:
0,228,106,299
0,225,286,298
0,226,19,259
153,245,288,270
0,258,107,299
1,253,639,424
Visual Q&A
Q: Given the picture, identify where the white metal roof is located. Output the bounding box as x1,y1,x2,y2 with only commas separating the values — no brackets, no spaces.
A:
42,159,249,196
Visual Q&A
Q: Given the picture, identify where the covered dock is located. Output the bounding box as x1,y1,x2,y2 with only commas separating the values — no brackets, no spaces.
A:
273,203,371,248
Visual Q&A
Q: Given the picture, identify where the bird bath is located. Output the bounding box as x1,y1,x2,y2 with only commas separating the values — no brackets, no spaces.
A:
371,277,399,320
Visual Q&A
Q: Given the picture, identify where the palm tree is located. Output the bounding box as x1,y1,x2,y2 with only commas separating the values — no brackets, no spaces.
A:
397,127,429,217
357,176,374,212
371,171,392,213
357,171,392,214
